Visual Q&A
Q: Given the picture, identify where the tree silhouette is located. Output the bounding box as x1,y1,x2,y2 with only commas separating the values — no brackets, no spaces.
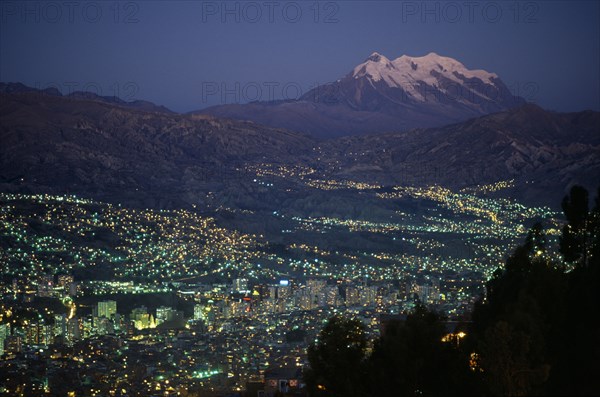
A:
470,189,600,396
305,186,600,396
368,303,474,396
590,186,600,264
471,222,568,395
552,186,600,395
560,185,590,264
479,319,550,396
304,316,368,397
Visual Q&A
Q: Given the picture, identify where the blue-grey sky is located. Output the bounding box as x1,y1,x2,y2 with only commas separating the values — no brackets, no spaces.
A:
1,0,598,112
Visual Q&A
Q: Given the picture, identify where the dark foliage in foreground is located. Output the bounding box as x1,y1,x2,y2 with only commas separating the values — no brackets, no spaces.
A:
306,185,600,396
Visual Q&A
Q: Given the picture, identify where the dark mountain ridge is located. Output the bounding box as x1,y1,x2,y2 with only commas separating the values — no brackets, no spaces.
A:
0,89,315,208
318,104,600,205
0,82,175,114
1,84,598,208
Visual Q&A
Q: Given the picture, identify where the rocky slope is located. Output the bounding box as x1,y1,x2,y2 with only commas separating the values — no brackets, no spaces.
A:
318,104,600,204
1,87,597,208
0,90,314,208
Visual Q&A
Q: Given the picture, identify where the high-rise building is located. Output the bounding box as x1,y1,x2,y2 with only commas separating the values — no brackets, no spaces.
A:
82,317,94,338
307,278,327,294
411,278,441,304
232,278,249,293
130,306,156,330
96,317,113,335
324,285,341,307
37,274,54,297
0,323,10,356
57,274,77,297
345,286,360,306
4,335,21,354
194,304,206,321
25,323,52,346
278,284,291,299
66,317,81,342
156,306,172,324
114,313,123,333
359,285,378,307
57,274,74,289
297,287,312,310
97,300,117,318
268,285,278,300
53,314,67,340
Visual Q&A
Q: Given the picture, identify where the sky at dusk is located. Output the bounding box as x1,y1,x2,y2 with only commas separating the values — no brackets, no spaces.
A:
1,0,598,113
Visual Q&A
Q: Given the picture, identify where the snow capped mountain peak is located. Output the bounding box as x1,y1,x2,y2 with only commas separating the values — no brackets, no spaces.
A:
365,52,389,63
398,52,497,81
201,51,526,138
353,52,395,84
351,52,500,101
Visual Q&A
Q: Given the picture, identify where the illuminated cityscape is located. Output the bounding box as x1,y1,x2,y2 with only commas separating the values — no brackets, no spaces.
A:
1,0,599,395
0,170,564,395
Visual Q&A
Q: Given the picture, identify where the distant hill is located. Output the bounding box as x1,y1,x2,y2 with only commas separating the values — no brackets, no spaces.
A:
0,88,314,208
1,85,598,208
0,82,175,114
318,104,600,205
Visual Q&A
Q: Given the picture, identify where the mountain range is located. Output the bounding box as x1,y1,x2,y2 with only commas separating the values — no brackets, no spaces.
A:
1,82,598,208
0,86,313,208
0,82,175,114
196,52,525,138
320,104,600,204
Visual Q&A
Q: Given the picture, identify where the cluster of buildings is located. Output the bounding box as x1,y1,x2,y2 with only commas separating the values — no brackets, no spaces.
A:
0,271,479,396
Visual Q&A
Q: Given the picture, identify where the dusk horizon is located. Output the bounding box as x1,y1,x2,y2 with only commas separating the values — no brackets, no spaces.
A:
2,1,599,113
